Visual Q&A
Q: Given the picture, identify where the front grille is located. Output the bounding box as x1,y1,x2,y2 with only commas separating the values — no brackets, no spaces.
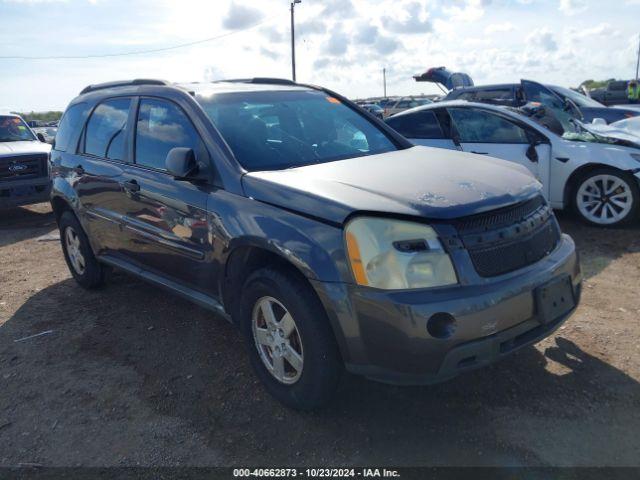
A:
468,220,560,277
454,195,545,233
0,154,47,182
455,195,561,277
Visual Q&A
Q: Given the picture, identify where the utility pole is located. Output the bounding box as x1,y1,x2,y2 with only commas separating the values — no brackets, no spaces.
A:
290,0,301,82
383,68,387,98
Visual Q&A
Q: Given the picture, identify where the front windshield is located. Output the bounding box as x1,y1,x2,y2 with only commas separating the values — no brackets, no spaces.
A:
197,90,398,171
550,85,604,108
0,115,36,142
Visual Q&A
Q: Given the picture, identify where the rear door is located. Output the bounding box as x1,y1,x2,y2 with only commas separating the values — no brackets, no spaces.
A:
118,96,213,291
64,97,133,255
385,108,458,150
446,107,547,184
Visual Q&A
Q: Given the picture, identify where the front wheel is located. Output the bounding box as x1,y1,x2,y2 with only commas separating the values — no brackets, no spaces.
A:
573,168,639,227
240,267,342,410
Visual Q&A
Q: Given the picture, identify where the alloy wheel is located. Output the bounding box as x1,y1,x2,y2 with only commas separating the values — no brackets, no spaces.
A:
576,174,633,225
251,296,304,385
65,226,86,275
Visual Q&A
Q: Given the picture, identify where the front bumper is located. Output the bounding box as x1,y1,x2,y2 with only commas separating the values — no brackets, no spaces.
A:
0,179,51,208
312,234,581,385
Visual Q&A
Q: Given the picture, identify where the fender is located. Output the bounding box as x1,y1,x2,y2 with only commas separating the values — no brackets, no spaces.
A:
209,192,350,284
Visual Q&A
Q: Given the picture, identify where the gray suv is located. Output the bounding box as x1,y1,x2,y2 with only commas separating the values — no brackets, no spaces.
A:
50,78,581,409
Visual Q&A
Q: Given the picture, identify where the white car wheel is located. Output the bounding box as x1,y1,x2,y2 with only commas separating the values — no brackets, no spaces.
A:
575,172,637,226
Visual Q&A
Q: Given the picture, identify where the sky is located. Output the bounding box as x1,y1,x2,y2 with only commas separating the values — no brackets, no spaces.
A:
1,0,639,112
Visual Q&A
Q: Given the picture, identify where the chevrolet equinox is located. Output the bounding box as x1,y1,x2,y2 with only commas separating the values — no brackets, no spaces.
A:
50,78,582,410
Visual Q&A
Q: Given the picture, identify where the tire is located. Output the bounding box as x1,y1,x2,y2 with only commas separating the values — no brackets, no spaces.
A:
240,267,342,410
59,211,105,289
572,167,640,227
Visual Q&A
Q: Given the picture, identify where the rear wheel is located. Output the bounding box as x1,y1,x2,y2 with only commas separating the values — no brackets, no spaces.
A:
240,267,342,410
59,211,105,289
573,168,639,227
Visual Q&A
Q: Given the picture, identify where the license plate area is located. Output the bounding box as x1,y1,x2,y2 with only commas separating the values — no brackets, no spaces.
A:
535,275,575,324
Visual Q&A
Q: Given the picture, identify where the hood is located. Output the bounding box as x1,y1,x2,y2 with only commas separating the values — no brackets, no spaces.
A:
576,120,640,149
242,146,542,224
0,141,51,157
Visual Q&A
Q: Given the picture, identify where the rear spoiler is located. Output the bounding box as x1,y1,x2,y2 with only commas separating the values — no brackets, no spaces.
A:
413,67,474,91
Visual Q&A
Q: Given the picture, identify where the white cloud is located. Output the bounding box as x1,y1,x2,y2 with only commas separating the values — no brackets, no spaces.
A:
559,0,588,16
222,2,264,30
484,22,514,34
526,27,558,52
382,2,432,34
442,0,487,23
326,26,349,56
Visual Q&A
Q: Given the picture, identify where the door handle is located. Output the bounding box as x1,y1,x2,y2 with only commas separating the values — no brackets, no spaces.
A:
470,151,488,155
123,179,140,192
73,165,85,175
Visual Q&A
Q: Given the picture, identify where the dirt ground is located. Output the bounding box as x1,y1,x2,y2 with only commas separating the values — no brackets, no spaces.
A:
0,203,639,467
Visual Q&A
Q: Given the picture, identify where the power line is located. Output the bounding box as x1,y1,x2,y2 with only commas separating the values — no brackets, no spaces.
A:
0,15,278,60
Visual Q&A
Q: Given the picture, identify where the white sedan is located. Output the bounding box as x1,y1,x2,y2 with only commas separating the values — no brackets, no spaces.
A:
386,100,640,227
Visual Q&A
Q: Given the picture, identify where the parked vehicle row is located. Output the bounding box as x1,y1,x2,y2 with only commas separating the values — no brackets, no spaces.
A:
48,78,581,409
442,79,640,124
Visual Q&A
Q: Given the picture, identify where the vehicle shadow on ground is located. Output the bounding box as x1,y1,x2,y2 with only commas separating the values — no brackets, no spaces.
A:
556,211,640,280
0,205,57,248
1,274,639,466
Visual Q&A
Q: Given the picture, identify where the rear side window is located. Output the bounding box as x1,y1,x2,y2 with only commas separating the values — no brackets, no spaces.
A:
134,98,202,171
54,102,89,152
386,110,445,139
448,108,529,143
83,98,131,161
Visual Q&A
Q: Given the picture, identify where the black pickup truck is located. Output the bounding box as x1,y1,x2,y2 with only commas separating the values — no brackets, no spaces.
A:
589,81,632,106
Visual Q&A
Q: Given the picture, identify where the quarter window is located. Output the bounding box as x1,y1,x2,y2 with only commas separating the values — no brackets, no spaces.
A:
448,108,529,144
55,102,89,152
386,111,445,139
83,98,131,160
134,98,202,171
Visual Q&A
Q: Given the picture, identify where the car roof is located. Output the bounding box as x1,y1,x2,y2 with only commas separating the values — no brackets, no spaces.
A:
75,78,315,100
390,99,526,119
450,83,517,92
180,81,313,96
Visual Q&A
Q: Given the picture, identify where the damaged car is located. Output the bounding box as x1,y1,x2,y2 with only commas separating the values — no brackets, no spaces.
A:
387,82,640,226
442,79,639,124
50,78,581,409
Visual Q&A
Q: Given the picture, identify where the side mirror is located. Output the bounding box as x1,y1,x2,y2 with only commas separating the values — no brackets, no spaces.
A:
36,133,46,143
165,147,198,179
526,143,539,163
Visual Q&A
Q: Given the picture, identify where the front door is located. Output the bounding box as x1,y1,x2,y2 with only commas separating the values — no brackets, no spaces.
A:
117,97,214,293
447,106,554,199
521,80,584,128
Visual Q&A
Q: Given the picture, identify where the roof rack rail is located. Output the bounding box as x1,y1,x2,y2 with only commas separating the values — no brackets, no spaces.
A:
216,77,298,86
80,79,171,95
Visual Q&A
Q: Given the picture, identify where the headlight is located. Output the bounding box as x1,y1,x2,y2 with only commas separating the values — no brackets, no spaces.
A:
345,217,458,290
